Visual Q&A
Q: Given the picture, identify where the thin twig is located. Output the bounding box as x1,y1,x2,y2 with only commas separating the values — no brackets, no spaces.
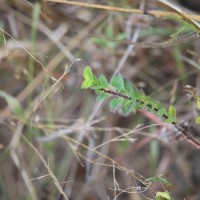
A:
92,32,200,48
22,135,69,200
9,123,37,200
45,0,200,22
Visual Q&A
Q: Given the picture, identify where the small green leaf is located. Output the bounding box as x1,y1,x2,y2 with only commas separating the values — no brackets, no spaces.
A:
154,101,162,111
195,116,200,124
110,73,124,91
83,66,93,80
110,98,123,112
96,92,111,101
81,80,94,89
98,74,108,88
133,90,146,111
132,87,141,113
121,99,136,116
132,86,139,98
145,96,155,112
157,108,168,118
0,91,24,118
155,191,171,200
168,105,176,118
145,176,171,186
124,78,133,96
165,117,177,124
81,66,98,89
165,105,177,123
137,90,146,105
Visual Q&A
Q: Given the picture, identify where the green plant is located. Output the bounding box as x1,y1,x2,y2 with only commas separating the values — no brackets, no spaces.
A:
82,66,177,124
82,66,177,199
81,66,200,148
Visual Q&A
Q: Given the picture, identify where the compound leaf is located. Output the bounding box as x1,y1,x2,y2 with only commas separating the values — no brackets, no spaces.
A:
81,66,178,125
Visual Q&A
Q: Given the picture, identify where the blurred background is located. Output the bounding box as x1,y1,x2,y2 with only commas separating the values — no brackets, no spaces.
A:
1,0,200,199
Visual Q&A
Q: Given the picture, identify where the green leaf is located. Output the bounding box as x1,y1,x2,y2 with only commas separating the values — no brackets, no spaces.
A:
154,101,162,111
81,66,98,89
165,117,177,124
137,90,146,106
124,78,133,96
81,67,179,126
168,105,176,118
145,176,171,186
110,73,124,91
157,108,168,118
145,96,155,112
155,191,171,200
81,80,95,89
0,91,24,118
132,86,139,98
83,66,93,81
165,105,177,123
110,98,123,112
121,99,136,116
132,87,141,113
96,92,111,101
98,74,108,88
132,90,146,111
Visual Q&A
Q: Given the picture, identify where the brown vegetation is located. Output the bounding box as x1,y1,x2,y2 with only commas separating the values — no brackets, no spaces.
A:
0,0,200,199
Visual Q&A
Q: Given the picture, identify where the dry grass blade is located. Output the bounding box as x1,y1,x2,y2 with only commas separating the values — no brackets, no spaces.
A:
2,0,200,199
92,32,200,48
0,27,56,81
14,11,75,61
8,123,37,200
32,58,81,114
157,0,200,31
22,135,69,200
45,0,200,21
0,13,106,121
10,150,38,200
